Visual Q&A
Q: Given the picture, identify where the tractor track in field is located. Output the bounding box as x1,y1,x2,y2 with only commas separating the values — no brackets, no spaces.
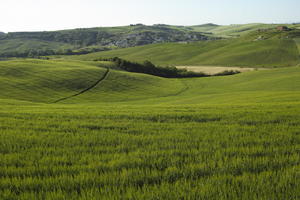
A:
159,79,190,98
53,68,110,103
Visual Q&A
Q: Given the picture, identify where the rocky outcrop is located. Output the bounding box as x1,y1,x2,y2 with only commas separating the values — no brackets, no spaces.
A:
98,30,210,48
0,25,219,57
0,25,213,48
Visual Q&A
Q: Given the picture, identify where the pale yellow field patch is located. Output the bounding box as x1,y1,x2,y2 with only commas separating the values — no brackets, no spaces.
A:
176,66,260,75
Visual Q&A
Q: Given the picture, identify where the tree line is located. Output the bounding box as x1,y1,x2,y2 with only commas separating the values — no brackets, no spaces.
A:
95,57,240,78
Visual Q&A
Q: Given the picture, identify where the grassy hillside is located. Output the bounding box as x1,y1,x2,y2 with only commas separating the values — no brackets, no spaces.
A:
61,65,300,104
1,21,300,200
1,59,299,104
0,24,213,57
0,59,112,103
0,59,186,103
1,23,298,58
65,69,186,103
190,23,276,37
190,23,300,37
67,37,300,67
0,58,300,199
0,39,74,57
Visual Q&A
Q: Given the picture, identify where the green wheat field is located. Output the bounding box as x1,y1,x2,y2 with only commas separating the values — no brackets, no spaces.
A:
1,26,300,199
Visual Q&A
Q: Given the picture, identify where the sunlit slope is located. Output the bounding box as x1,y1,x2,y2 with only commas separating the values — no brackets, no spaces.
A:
190,23,278,37
67,66,300,104
1,59,299,105
0,59,186,103
70,38,299,67
0,60,109,103
190,23,300,37
169,66,300,104
63,69,187,103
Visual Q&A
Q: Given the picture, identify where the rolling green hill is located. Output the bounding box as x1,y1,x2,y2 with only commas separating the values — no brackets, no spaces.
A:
190,23,300,37
66,36,300,67
0,39,74,57
1,23,299,58
0,58,300,199
0,59,112,102
0,59,299,104
1,24,300,200
0,24,214,58
190,23,276,37
0,59,185,103
62,65,300,104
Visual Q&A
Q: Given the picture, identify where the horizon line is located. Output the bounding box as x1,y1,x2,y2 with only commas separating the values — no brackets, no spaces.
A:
1,22,300,33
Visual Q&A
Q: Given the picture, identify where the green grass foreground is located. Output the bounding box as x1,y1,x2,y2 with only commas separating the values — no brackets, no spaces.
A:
0,59,300,199
0,103,299,199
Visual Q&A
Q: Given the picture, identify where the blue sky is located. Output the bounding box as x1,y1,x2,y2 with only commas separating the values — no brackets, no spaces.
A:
1,0,300,32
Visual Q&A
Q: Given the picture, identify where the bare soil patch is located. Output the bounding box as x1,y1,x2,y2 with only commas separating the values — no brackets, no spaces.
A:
176,66,261,75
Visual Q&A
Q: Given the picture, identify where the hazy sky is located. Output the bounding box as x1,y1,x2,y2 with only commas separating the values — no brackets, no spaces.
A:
1,0,300,32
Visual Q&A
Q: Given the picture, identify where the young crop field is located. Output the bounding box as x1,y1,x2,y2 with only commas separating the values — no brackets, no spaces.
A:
0,56,300,200
0,58,300,199
1,0,300,198
0,101,300,200
0,59,113,103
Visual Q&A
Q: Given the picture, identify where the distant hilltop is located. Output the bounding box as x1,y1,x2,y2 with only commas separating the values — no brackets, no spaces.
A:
0,23,299,58
193,23,220,27
0,24,218,58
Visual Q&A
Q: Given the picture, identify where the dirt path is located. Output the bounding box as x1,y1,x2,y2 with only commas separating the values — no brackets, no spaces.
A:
53,68,110,103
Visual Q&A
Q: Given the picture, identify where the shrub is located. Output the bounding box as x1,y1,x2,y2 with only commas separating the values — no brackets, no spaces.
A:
94,57,208,78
